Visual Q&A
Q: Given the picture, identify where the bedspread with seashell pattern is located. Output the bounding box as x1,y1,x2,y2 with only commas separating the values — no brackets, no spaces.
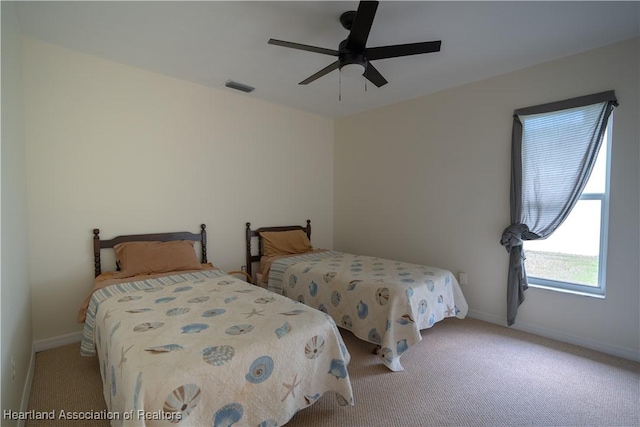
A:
81,269,353,426
267,251,468,372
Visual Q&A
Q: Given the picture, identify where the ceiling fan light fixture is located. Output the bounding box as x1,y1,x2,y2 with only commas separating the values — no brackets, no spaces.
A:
340,63,366,78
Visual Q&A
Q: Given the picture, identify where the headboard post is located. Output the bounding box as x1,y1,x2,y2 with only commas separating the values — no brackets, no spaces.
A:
200,224,208,263
245,222,253,277
93,229,101,277
306,219,311,240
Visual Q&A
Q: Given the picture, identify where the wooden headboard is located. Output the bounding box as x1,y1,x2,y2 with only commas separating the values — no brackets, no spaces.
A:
93,224,207,277
245,220,311,278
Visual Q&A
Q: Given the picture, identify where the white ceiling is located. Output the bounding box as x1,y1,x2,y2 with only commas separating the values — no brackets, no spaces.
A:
15,1,640,118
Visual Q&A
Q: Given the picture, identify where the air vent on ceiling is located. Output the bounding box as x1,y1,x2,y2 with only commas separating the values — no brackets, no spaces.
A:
225,80,255,93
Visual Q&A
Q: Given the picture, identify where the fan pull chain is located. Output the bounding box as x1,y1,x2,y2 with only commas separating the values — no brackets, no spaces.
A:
339,70,342,101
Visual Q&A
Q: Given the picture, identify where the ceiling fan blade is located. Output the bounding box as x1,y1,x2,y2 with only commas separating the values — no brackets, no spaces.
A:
345,1,379,52
268,39,339,56
366,40,441,61
299,61,340,85
363,62,387,87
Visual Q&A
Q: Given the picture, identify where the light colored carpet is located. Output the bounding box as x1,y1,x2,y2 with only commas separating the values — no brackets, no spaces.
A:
26,318,639,426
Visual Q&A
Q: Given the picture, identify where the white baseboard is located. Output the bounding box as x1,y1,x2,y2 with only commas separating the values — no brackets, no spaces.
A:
467,309,640,362
18,344,35,427
33,331,83,353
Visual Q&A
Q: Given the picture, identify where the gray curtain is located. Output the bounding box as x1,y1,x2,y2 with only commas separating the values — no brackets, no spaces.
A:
500,91,617,326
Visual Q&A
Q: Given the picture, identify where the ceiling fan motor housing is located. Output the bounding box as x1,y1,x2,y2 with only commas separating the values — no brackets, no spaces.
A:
338,39,367,70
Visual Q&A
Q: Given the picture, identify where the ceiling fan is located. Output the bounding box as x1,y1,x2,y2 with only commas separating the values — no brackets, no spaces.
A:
268,1,441,87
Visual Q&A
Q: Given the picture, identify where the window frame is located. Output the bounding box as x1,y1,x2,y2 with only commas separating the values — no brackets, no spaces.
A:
526,116,612,297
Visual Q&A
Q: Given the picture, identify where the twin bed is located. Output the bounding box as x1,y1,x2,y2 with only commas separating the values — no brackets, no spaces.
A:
80,221,468,426
246,220,468,372
80,225,353,427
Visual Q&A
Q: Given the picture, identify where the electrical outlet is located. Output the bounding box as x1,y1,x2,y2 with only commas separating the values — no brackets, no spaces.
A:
11,357,16,381
240,265,247,272
459,272,468,285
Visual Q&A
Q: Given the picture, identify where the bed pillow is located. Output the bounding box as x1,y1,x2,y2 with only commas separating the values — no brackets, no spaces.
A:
260,230,313,257
113,240,202,279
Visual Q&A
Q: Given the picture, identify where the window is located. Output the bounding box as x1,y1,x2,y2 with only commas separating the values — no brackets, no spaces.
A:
523,116,612,296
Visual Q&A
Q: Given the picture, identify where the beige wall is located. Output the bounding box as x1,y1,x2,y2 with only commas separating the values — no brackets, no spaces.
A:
1,2,33,420
335,38,640,360
22,38,335,341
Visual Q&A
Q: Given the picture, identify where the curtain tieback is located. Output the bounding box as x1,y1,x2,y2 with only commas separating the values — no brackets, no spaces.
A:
500,224,539,253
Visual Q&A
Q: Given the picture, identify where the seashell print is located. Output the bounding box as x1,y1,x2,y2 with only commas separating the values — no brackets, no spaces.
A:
418,299,428,314
330,291,341,307
173,286,193,293
126,308,153,314
368,328,382,344
203,345,235,366
288,275,297,288
192,279,205,284
304,394,321,405
425,279,435,292
235,289,254,293
202,308,226,318
318,303,328,314
133,322,164,332
406,287,414,299
163,383,201,423
341,315,353,329
224,296,238,304
255,296,275,304
380,347,393,365
308,281,318,296
213,403,244,427
426,271,435,276
166,307,190,316
428,314,435,327
375,287,390,305
446,274,451,284
302,266,312,274
401,278,415,283
386,319,392,331
304,335,325,359
397,339,409,355
145,344,184,354
259,420,278,427
217,280,234,286
181,323,208,334
245,356,274,384
118,295,142,302
328,359,348,379
347,280,362,291
155,297,176,304
279,309,306,316
225,324,254,335
373,273,385,277
133,372,142,412
398,272,411,276
350,268,362,272
144,288,161,293
110,365,117,396
188,296,210,303
340,343,348,358
397,314,414,325
297,294,305,304
356,301,369,319
350,263,362,268
109,321,121,345
372,267,385,271
438,295,444,303
373,262,383,265
275,322,291,339
336,394,351,407
323,272,337,283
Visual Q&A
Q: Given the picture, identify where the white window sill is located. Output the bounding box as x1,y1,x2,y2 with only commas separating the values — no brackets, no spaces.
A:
528,282,605,299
